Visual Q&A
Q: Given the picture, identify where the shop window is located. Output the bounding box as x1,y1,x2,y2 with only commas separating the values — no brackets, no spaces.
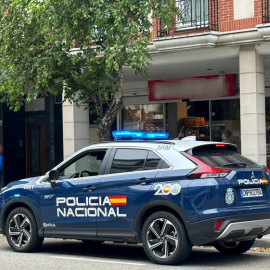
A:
122,104,165,132
177,99,240,146
211,100,239,121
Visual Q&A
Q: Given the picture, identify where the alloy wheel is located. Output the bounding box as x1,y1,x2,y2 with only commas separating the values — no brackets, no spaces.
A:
8,213,32,248
146,218,178,259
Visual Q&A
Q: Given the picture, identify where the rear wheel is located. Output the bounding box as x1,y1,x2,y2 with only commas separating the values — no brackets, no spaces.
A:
142,211,192,265
214,239,255,254
5,207,44,252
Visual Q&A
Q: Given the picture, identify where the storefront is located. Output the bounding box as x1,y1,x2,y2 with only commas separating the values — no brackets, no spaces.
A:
121,99,240,142
121,75,241,149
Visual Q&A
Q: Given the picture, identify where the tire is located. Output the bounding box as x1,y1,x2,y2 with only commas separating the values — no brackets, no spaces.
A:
214,239,255,255
5,207,44,252
142,211,192,265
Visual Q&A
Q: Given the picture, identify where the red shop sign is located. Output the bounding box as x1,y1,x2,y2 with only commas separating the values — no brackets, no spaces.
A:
148,74,235,101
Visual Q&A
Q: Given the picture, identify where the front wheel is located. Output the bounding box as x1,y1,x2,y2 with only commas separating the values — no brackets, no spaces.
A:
214,239,255,254
5,207,44,252
142,211,192,265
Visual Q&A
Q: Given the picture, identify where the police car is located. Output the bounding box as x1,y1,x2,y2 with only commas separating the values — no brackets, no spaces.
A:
1,131,270,265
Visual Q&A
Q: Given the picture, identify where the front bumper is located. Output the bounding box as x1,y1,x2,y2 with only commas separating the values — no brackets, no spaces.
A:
187,212,270,246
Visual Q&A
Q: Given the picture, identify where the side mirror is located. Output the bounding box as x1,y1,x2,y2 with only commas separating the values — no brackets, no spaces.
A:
48,170,57,188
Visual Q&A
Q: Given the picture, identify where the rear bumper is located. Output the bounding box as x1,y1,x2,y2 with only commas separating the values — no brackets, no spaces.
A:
187,212,270,246
216,219,270,240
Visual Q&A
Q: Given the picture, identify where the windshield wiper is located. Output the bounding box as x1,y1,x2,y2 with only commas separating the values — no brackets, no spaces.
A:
223,162,247,168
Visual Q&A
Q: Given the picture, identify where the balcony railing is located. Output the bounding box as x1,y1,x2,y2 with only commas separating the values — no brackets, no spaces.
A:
156,0,219,38
263,0,270,23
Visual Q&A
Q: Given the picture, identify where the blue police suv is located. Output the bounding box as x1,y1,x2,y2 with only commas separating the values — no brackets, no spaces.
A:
1,132,270,265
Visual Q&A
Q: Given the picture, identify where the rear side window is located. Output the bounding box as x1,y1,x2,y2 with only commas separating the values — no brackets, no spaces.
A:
110,149,163,174
191,145,261,169
144,151,161,170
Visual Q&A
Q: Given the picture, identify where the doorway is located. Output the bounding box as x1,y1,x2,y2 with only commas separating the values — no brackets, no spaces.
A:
26,119,46,177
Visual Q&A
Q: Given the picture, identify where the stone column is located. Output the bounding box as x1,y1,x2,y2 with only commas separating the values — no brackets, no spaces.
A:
62,98,89,160
239,45,266,165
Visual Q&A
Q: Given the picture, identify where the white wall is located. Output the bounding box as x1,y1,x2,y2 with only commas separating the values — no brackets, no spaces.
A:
234,0,254,20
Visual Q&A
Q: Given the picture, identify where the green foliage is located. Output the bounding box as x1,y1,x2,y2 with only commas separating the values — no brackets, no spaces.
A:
0,0,180,134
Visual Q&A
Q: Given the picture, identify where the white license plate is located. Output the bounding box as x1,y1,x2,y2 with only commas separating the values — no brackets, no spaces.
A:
240,188,263,198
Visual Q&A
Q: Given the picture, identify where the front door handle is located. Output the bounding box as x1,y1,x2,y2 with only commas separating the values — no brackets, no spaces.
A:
82,186,97,192
135,177,152,185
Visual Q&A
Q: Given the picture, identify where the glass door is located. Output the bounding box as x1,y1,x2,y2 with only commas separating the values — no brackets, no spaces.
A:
26,122,46,177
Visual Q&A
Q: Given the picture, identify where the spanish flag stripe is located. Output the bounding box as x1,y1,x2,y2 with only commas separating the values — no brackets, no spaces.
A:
262,179,268,184
109,196,127,205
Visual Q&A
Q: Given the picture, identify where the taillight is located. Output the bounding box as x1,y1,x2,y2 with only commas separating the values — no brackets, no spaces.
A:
214,220,225,232
262,165,270,177
183,153,231,179
215,144,226,148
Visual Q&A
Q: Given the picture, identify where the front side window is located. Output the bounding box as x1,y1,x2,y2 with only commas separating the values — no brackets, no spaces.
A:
58,150,107,180
110,149,163,174
177,0,209,29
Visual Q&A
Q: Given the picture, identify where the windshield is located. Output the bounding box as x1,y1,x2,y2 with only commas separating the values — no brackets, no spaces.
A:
191,145,261,169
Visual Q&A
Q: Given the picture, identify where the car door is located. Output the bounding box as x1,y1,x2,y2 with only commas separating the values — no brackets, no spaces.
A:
96,148,163,242
39,148,110,239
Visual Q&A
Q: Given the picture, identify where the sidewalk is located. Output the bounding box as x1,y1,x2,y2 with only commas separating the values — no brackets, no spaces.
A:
253,234,270,249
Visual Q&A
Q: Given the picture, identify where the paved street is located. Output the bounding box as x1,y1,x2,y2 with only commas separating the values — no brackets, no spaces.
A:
1,235,270,270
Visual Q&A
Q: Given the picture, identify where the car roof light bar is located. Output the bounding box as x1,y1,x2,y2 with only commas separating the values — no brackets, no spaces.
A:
112,131,169,140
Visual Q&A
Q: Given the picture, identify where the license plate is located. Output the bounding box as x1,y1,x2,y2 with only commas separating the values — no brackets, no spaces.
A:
240,188,263,198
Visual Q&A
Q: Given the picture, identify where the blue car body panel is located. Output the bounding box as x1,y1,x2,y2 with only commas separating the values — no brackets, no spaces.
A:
1,139,270,247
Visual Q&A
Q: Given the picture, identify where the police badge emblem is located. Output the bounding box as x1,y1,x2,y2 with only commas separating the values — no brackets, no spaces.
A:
225,188,234,205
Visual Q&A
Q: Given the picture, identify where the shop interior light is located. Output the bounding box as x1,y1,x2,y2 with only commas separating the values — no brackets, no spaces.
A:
112,131,169,140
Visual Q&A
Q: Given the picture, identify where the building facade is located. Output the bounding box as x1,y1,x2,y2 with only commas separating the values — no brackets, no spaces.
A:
1,0,270,187
0,96,63,187
121,0,270,168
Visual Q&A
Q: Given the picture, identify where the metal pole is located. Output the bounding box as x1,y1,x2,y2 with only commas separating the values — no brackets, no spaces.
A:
209,100,212,141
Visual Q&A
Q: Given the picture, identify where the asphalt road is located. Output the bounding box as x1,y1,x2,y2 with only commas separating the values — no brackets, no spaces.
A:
1,235,270,270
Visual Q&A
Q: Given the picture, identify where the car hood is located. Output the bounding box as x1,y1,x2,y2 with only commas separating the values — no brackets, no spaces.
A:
3,176,41,190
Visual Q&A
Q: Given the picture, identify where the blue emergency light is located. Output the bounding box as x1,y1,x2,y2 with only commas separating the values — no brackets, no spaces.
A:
112,131,169,140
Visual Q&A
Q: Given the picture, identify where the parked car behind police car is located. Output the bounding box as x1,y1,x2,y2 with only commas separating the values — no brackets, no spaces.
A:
1,131,270,265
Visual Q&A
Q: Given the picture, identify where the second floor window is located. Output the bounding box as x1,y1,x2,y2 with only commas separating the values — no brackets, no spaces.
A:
263,0,270,23
177,0,209,29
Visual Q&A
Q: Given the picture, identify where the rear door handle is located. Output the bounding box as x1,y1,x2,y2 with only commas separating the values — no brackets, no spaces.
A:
82,186,97,192
135,177,152,185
